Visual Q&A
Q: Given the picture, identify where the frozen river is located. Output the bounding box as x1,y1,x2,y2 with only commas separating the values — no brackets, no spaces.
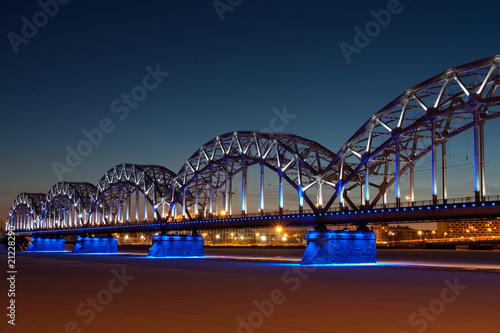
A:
2,249,499,332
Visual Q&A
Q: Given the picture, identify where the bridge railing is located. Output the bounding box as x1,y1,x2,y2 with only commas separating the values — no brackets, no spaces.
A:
324,195,500,212
226,209,316,219
186,194,499,220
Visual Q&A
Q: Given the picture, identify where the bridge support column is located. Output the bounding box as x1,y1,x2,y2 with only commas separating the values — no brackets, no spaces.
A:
72,236,118,254
225,161,230,215
242,158,247,217
135,190,139,222
301,230,376,265
441,141,448,204
395,136,400,208
148,234,204,257
260,163,265,214
279,174,283,215
473,111,486,203
364,165,370,209
409,165,415,207
27,236,65,252
479,122,486,201
431,119,438,205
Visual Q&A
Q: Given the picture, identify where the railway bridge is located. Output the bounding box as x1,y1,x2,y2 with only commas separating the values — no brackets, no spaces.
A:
7,54,500,264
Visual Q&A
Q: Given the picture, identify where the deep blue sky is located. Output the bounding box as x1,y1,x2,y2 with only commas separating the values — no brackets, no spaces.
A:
1,0,500,222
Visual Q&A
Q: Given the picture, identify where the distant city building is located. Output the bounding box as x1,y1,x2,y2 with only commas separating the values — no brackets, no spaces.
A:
113,226,312,246
108,222,498,246
369,224,434,242
197,227,307,246
437,220,500,238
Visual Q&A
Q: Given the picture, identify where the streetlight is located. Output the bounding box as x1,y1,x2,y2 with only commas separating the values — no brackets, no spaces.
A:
276,226,282,233
388,231,395,245
418,230,422,240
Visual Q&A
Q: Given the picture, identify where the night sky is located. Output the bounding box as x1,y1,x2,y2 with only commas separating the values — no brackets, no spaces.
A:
1,0,500,223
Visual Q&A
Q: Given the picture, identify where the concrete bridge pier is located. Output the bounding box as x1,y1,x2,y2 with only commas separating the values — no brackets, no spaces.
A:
148,234,204,257
72,235,118,254
301,229,376,265
27,236,65,252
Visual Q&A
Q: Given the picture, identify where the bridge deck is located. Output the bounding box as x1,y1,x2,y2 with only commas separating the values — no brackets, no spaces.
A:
15,200,500,236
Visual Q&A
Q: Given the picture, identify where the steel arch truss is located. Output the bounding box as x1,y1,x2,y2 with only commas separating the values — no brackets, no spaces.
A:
39,182,96,229
323,54,500,210
172,131,336,218
7,193,45,230
90,164,176,225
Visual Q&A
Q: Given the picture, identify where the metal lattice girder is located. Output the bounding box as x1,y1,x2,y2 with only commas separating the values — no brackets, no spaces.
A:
92,164,177,223
172,131,336,215
40,182,96,226
7,193,45,229
323,54,500,210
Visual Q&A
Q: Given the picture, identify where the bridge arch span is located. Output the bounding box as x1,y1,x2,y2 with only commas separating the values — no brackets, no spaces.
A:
323,54,500,210
7,193,45,230
90,164,176,226
39,182,96,229
171,131,336,218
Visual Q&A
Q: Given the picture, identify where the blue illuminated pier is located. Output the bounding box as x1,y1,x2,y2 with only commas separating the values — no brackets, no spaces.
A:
301,230,376,265
72,236,118,254
27,237,65,252
148,234,204,257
